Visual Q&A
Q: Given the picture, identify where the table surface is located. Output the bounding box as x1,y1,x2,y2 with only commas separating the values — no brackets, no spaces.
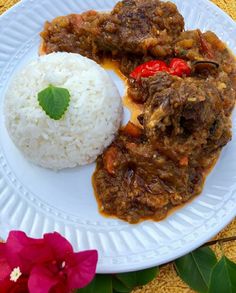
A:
0,0,235,292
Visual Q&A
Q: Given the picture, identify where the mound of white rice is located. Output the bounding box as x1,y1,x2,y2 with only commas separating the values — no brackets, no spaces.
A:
4,52,122,170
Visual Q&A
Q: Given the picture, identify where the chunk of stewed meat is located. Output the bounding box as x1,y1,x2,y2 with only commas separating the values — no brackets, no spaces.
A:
41,0,184,61
142,72,233,163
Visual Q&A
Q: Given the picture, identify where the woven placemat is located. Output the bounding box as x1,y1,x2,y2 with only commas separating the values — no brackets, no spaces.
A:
0,0,235,292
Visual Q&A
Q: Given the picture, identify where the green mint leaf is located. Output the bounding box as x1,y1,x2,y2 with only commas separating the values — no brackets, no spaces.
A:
38,85,70,120
77,275,112,293
175,247,217,293
208,256,236,293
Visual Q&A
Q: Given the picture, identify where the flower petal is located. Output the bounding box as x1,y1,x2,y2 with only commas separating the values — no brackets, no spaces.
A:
66,250,98,290
6,231,51,273
0,258,11,282
43,232,73,259
0,242,6,255
0,243,11,282
0,279,14,293
28,265,58,293
0,276,28,293
49,283,68,293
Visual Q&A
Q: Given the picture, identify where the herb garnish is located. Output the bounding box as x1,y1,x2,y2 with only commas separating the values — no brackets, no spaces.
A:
38,85,70,120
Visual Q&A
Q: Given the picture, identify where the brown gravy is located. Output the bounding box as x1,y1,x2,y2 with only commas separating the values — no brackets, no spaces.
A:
102,59,144,127
92,146,219,223
40,0,236,224
94,60,224,224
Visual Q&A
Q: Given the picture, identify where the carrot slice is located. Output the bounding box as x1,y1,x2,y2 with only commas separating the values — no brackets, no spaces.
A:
103,146,118,175
122,121,142,138
179,156,189,166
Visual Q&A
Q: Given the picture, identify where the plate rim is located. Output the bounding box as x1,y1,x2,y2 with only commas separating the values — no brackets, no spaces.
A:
0,0,236,273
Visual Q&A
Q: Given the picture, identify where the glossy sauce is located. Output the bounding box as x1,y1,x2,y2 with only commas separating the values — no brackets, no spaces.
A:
92,151,219,223
97,60,219,223
102,59,144,126
102,59,126,81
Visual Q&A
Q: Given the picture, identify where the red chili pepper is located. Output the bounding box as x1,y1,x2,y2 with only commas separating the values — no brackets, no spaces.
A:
169,58,191,77
130,60,170,79
130,58,191,79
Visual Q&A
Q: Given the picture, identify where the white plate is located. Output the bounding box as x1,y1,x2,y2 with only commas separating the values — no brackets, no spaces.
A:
0,0,236,273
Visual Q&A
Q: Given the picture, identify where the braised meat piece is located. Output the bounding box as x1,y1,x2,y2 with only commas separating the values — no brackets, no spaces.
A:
97,0,184,57
174,30,236,84
40,11,104,62
94,131,203,223
41,0,236,224
41,0,184,60
142,72,233,163
127,69,173,103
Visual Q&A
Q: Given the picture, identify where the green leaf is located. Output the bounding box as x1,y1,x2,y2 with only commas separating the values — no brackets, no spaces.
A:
77,268,159,293
208,256,236,293
112,277,131,292
76,279,94,293
136,267,159,286
115,267,159,290
175,247,217,293
38,85,70,120
77,275,112,293
115,272,137,289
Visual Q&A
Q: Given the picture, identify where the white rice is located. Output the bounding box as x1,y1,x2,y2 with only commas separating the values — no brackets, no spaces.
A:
4,52,123,170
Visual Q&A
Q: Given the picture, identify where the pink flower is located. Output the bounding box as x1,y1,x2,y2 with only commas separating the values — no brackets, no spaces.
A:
0,231,98,293
5,231,51,273
0,241,29,293
0,276,29,293
28,232,98,293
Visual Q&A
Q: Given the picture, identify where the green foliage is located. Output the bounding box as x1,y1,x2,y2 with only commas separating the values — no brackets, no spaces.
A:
112,277,131,292
78,244,236,293
136,267,159,286
115,272,138,290
208,256,236,293
77,267,159,293
38,84,70,120
175,247,217,293
78,275,112,293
